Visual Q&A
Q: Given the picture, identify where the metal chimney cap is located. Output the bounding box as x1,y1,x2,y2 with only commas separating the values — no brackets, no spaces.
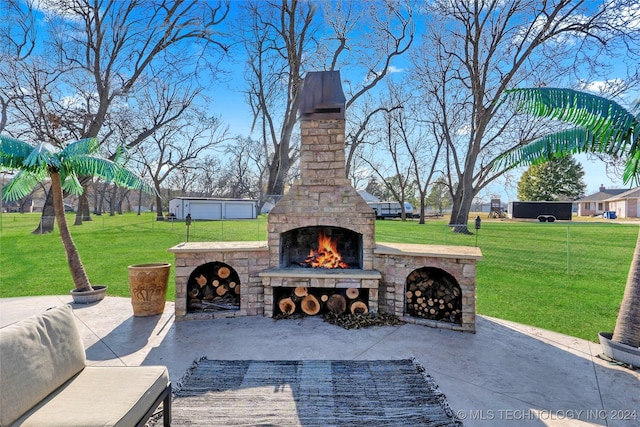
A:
298,71,346,120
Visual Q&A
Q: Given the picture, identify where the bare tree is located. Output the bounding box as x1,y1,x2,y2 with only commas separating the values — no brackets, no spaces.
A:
359,105,414,220
133,112,228,220
1,0,229,232
238,0,415,200
412,0,640,233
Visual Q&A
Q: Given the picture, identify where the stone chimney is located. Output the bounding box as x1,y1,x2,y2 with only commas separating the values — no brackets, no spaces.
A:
266,71,375,270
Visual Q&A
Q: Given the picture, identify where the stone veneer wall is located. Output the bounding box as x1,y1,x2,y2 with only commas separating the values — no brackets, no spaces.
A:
170,242,270,320
169,241,481,332
373,243,479,332
267,119,376,270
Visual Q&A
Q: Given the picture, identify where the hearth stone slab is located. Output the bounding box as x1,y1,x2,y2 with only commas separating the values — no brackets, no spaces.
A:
374,242,482,260
258,268,382,281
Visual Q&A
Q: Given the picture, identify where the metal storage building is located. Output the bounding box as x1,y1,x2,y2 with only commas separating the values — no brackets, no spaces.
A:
168,198,257,220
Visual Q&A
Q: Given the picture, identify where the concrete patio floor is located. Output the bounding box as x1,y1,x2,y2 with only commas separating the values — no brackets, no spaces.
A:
1,295,638,426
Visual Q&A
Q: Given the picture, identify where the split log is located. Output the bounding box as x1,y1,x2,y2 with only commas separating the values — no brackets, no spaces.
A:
278,297,296,315
405,269,462,323
300,294,321,316
195,274,207,287
349,300,368,315
293,286,309,299
216,285,228,297
217,266,231,279
345,288,359,299
326,294,347,314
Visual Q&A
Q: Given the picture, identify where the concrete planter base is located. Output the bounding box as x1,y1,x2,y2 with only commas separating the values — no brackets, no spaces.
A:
70,285,107,304
598,332,640,368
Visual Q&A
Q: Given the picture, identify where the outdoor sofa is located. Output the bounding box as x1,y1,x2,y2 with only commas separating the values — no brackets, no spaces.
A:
0,304,171,426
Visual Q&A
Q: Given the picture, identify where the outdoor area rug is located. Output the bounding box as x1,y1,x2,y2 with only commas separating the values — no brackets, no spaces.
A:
154,358,462,426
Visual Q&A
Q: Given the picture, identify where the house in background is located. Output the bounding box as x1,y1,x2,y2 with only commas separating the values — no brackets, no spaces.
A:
603,187,640,218
575,185,632,217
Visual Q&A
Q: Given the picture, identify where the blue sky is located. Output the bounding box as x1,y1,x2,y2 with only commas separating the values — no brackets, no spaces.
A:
20,0,640,201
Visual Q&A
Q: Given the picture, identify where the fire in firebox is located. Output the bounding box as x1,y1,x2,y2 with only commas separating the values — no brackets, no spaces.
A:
301,230,349,269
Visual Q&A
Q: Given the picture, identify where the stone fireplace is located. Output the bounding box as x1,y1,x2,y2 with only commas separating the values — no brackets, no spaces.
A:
169,71,481,332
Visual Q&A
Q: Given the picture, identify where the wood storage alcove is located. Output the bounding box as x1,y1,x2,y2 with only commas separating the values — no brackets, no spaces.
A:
274,287,369,317
187,261,240,313
405,267,462,324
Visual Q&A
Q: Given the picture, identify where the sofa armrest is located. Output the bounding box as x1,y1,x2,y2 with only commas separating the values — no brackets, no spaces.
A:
0,305,85,426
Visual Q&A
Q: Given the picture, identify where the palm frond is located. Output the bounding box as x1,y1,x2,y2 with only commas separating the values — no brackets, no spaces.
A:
22,142,59,170
112,166,155,194
63,155,115,179
60,138,100,158
1,170,45,201
506,88,637,155
499,88,639,183
494,128,596,170
113,145,129,167
61,170,85,195
0,135,37,170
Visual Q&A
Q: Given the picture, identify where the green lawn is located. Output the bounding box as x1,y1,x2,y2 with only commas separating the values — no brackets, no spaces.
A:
1,212,636,342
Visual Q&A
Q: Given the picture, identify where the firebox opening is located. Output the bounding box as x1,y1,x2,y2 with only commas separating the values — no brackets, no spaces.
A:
280,226,363,269
274,287,369,316
405,267,462,324
187,261,240,313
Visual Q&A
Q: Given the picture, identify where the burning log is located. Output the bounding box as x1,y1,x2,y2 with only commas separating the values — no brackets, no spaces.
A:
405,270,461,323
302,230,349,269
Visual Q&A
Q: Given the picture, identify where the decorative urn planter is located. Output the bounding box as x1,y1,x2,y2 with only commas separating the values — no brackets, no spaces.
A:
128,263,171,316
70,285,107,304
598,332,640,368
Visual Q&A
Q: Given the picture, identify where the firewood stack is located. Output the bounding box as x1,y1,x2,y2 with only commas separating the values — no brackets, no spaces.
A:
276,287,368,316
405,269,462,323
187,263,241,311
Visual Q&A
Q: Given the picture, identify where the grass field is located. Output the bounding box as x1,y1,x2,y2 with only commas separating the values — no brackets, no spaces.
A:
1,212,637,342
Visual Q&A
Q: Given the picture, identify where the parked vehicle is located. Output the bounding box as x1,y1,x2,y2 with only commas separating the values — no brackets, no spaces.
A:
367,201,415,219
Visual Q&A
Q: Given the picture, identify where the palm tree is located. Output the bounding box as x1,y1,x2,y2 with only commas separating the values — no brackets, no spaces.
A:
496,88,639,351
0,135,153,293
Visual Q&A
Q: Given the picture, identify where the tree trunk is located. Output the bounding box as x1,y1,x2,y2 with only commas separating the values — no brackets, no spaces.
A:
448,186,474,234
33,187,55,234
155,191,164,221
50,171,93,292
612,230,640,348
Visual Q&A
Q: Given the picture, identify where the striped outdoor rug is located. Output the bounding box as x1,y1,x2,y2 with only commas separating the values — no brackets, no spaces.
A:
157,358,461,426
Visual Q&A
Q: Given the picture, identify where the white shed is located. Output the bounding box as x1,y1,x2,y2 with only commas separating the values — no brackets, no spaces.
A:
168,198,257,220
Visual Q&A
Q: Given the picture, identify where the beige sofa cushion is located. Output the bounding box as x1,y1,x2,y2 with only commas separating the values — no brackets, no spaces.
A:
0,305,86,426
10,365,169,427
